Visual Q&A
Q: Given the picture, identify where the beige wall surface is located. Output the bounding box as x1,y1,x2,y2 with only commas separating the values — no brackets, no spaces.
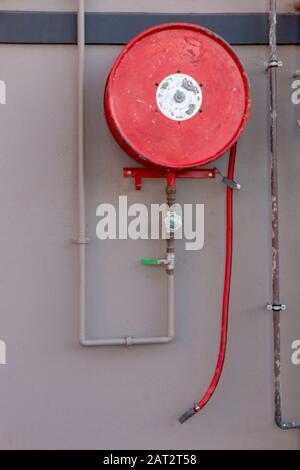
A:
0,2,300,451
0,0,298,13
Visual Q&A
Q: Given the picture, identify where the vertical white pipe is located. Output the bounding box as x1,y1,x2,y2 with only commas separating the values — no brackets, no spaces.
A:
78,0,85,240
167,274,175,339
77,0,86,343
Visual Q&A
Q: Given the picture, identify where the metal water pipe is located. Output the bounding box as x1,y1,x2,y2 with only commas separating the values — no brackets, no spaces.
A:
268,0,300,430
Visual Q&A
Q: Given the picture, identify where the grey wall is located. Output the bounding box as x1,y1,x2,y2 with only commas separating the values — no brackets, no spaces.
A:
0,1,300,450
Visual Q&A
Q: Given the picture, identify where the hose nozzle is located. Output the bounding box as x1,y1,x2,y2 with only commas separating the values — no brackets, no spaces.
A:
178,405,200,424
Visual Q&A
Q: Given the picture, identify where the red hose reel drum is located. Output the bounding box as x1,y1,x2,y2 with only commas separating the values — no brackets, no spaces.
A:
105,23,250,170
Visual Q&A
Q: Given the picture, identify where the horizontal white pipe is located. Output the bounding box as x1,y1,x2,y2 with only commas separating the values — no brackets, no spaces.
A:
77,0,174,347
81,336,173,347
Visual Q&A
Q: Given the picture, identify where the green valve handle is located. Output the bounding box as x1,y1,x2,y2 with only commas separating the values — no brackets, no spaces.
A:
140,259,161,266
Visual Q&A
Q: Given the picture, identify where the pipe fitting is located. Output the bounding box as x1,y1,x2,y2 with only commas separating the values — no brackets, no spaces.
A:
165,210,182,233
125,336,134,347
166,185,176,207
166,252,175,272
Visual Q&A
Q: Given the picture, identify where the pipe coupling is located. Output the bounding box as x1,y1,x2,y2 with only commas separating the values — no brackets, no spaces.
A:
166,253,175,272
166,186,176,207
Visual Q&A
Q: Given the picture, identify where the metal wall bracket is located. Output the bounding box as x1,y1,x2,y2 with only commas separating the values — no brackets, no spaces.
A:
221,176,241,191
266,59,283,70
216,169,241,190
267,304,287,312
123,167,216,191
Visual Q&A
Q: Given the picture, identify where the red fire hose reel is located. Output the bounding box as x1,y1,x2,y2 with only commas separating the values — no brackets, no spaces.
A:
105,23,250,169
104,23,251,423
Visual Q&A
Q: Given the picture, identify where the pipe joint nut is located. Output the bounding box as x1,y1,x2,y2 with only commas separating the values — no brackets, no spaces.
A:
166,253,176,272
125,336,134,347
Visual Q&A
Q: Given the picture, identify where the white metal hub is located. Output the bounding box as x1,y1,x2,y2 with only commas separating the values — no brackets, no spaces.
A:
156,73,203,121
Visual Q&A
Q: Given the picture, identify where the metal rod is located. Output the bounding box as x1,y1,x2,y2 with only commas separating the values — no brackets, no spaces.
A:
76,1,174,347
268,0,300,429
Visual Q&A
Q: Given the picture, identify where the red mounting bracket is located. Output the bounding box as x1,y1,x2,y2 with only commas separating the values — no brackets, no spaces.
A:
123,168,217,190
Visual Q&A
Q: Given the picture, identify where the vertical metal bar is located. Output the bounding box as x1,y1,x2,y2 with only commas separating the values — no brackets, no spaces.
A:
268,0,300,430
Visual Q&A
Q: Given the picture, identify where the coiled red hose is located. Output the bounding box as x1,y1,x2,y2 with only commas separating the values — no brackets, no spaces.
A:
179,143,237,423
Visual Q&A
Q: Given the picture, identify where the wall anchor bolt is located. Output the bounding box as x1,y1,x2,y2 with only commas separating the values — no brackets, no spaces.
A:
267,304,286,312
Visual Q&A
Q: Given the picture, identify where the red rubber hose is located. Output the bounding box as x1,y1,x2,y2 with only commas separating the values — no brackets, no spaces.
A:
179,143,237,423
